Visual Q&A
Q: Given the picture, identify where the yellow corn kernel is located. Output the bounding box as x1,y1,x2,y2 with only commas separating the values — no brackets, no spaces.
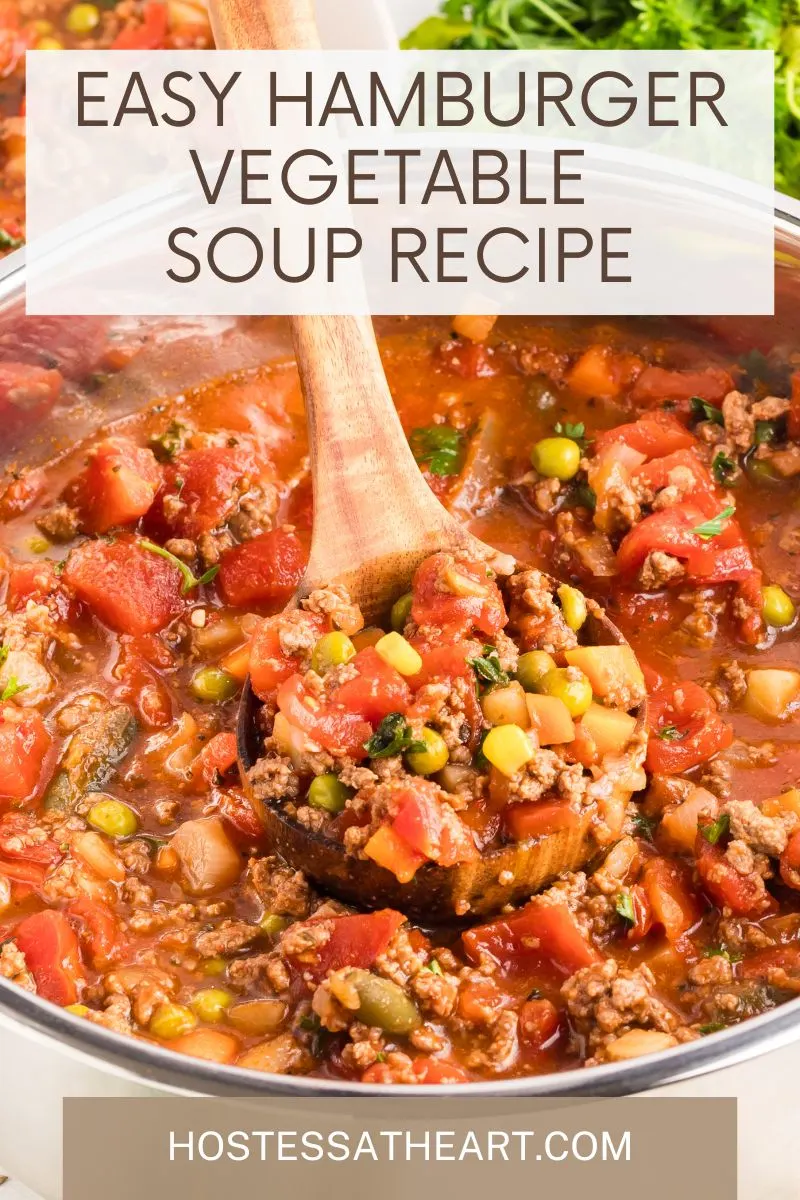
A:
374,631,422,677
482,724,534,777
65,1003,89,1016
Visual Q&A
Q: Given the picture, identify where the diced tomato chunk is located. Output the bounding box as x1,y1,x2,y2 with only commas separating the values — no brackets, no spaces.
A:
695,836,774,917
190,732,238,789
276,675,372,759
111,0,167,47
5,559,65,613
0,813,61,867
519,998,561,1052
216,786,265,843
63,535,185,635
641,856,703,941
437,341,496,379
740,944,800,981
617,502,757,588
463,901,601,990
0,362,62,427
154,445,271,540
630,450,719,516
647,680,732,774
68,896,121,969
14,910,85,1006
362,1055,470,1084
292,909,406,980
0,704,52,805
332,647,411,724
411,552,507,639
0,316,107,380
248,612,325,700
594,411,696,459
363,824,427,883
390,783,478,868
629,365,734,411
0,467,46,521
64,436,161,534
218,528,306,609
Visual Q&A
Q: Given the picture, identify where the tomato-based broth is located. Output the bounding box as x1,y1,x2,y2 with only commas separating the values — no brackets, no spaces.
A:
1,311,800,1083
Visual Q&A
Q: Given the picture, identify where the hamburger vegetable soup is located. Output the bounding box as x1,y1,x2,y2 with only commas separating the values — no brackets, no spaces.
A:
2,310,800,1083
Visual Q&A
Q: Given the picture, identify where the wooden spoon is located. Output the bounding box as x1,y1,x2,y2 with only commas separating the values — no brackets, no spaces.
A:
212,0,646,919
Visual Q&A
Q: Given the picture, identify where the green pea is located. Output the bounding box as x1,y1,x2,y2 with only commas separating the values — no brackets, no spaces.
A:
149,1002,197,1040
190,988,233,1024
405,726,449,775
516,650,557,693
390,592,413,633
201,957,227,977
310,632,356,674
557,583,587,631
346,969,421,1034
190,666,239,703
308,774,351,813
531,436,581,481
762,584,796,628
260,913,289,936
86,798,138,838
537,667,592,717
65,3,100,34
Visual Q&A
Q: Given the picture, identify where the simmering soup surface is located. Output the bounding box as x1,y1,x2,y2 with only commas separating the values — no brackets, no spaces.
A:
1,312,800,1082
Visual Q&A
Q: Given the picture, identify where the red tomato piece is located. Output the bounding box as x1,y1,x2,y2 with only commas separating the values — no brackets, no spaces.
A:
519,998,561,1052
437,341,496,379
276,675,372,758
646,680,732,775
68,896,121,969
695,837,774,917
463,901,601,988
641,857,703,941
411,552,507,639
0,467,46,521
594,411,696,459
739,944,800,981
296,909,406,980
111,0,168,47
218,528,306,609
216,787,267,843
625,883,653,942
504,800,580,842
629,366,734,410
0,363,62,428
0,316,107,380
5,559,64,613
14,910,85,1006
616,502,757,587
0,705,52,805
191,732,238,790
0,858,47,888
408,642,472,692
630,450,719,517
391,784,478,867
153,445,269,540
332,647,411,724
63,536,185,635
362,1056,471,1085
248,612,326,700
0,814,61,867
64,436,161,534
779,829,800,891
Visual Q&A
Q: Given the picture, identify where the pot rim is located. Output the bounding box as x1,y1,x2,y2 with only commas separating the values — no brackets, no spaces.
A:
2,201,800,1099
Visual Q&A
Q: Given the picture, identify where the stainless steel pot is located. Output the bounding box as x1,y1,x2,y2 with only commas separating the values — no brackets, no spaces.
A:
2,221,800,1200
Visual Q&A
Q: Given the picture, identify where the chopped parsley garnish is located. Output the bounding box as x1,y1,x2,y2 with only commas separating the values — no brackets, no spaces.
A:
700,813,731,845
754,418,783,446
703,945,742,963
426,959,444,975
658,724,683,741
409,425,465,476
689,396,724,426
698,1022,726,1036
149,420,188,463
615,891,636,925
554,420,591,450
691,505,735,541
712,451,737,486
568,480,596,511
468,645,509,691
139,539,219,594
0,645,8,666
631,811,655,841
363,712,426,760
0,229,23,251
0,677,28,702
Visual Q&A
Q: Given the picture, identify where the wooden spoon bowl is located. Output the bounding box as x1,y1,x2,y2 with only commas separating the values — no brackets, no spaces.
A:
237,592,647,923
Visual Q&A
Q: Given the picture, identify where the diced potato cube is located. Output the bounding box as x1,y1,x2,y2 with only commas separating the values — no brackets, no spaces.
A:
577,702,636,757
762,788,800,820
744,668,800,722
374,632,423,677
525,694,575,744
481,681,529,728
604,1029,678,1061
564,645,644,703
660,786,718,854
452,314,497,343
482,724,535,777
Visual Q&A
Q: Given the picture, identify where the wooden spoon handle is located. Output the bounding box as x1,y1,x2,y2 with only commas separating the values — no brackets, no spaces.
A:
208,0,320,51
